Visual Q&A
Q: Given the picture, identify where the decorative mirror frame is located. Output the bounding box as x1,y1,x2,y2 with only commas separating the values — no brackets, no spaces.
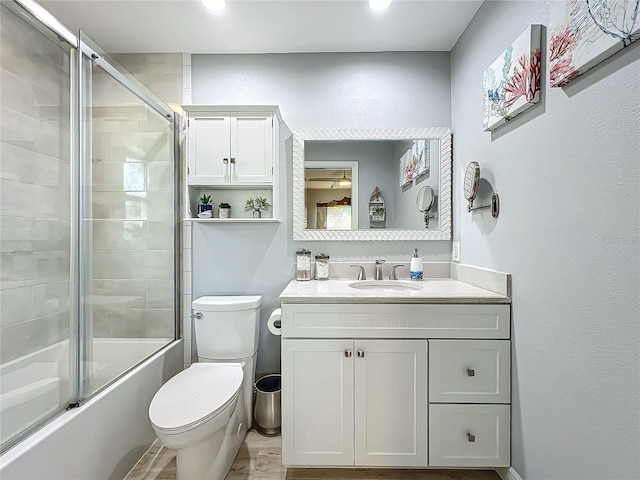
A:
292,127,452,241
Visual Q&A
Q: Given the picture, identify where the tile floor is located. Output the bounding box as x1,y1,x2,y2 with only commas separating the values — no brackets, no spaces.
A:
124,430,501,480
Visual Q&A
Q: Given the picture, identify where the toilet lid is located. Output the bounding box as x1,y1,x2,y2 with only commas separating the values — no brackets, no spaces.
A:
192,295,261,312
149,363,243,431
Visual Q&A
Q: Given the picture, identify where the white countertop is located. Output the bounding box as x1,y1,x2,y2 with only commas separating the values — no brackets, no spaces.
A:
279,279,510,304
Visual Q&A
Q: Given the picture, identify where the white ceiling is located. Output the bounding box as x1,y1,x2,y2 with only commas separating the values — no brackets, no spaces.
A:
39,0,483,54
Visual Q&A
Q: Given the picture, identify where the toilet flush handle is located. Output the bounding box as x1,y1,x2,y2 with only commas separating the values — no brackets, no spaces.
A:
192,312,203,319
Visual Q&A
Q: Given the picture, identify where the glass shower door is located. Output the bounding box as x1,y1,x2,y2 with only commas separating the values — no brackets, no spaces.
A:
0,4,75,451
78,37,177,397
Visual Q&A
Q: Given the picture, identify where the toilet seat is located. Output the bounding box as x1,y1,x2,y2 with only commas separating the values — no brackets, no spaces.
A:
149,363,243,434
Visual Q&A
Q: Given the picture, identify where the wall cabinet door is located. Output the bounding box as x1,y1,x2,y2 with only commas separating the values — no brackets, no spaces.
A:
188,112,231,184
231,112,273,183
188,111,273,185
354,339,427,466
281,339,354,466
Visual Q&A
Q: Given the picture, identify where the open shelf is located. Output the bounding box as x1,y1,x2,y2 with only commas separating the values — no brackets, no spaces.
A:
189,182,273,190
185,218,281,223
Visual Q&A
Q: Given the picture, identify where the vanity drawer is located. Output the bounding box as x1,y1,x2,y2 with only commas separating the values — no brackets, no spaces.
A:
428,404,510,467
281,304,510,339
429,340,510,403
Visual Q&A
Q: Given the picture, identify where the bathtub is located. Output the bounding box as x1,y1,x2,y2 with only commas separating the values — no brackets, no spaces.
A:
0,338,182,480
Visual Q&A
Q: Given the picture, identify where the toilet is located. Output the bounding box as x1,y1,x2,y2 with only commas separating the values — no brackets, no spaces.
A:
149,295,261,480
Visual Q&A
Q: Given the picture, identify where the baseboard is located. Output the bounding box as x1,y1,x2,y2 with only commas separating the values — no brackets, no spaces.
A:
496,467,524,480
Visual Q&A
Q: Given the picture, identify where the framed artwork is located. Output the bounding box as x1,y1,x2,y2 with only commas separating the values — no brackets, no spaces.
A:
414,139,430,179
550,0,640,87
483,25,542,131
399,149,414,187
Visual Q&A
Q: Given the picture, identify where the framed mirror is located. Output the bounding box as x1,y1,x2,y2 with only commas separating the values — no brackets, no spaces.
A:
292,127,452,241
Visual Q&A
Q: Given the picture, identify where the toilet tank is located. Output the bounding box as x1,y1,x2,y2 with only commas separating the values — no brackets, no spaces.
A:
192,295,261,361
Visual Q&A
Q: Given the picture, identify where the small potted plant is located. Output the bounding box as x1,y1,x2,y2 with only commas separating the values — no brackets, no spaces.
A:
245,196,271,218
198,194,213,218
218,202,231,219
373,206,385,221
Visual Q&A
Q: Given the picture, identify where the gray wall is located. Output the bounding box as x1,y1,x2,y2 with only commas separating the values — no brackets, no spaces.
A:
192,52,453,374
451,2,639,479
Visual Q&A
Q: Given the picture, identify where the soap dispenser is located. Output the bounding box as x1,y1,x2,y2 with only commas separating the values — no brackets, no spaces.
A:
410,248,423,280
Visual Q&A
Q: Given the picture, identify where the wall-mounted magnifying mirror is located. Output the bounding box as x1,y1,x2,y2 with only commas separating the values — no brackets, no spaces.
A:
464,161,480,203
464,161,499,218
416,185,435,228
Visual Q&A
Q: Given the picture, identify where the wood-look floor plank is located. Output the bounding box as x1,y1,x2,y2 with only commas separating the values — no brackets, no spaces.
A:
124,431,500,480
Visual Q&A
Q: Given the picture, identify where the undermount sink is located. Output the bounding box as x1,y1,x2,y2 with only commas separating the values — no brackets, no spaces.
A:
348,280,423,292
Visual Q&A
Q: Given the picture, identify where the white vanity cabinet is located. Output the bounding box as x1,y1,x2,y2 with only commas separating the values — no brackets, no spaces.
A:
282,338,427,467
184,107,276,185
280,302,511,469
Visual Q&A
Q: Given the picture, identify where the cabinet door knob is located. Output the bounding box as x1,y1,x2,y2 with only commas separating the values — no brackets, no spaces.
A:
357,350,365,358
223,158,229,164
230,157,236,164
192,312,203,319
345,350,352,358
467,432,476,443
466,368,475,377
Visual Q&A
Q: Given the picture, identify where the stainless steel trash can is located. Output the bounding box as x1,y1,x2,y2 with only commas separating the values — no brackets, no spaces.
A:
254,374,281,435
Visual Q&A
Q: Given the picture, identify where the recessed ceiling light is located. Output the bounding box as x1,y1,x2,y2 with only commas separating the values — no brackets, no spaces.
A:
369,0,392,11
201,0,226,12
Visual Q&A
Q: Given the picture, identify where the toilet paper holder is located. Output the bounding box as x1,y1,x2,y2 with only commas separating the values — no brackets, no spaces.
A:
267,308,282,336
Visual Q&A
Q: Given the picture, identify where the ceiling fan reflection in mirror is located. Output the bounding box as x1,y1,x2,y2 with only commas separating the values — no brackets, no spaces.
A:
306,170,352,189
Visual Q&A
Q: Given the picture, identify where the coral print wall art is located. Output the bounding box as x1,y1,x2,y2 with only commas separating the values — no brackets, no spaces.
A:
550,0,640,87
399,140,430,187
413,140,430,179
483,25,542,131
399,149,415,188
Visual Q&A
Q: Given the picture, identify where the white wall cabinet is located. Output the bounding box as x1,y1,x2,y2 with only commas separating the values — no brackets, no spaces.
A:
281,303,511,469
282,338,427,467
183,106,284,221
186,109,275,185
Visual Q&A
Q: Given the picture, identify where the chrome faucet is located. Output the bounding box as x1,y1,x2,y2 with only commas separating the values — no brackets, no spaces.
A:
389,264,406,280
374,259,385,280
350,264,366,280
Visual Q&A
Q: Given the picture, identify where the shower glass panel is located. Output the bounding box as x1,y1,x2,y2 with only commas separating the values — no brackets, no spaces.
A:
80,50,176,397
0,4,75,448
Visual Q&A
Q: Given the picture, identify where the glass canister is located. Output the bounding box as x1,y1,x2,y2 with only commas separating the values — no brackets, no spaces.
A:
315,253,330,280
296,248,311,281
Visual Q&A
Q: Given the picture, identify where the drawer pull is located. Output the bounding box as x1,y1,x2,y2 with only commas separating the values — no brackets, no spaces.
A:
467,432,476,443
466,368,476,377
357,350,365,358
345,350,352,358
